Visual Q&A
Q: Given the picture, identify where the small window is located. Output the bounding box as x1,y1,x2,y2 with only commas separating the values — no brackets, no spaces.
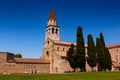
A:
47,41,49,44
63,48,65,51
116,49,118,53
46,51,49,59
52,28,54,33
57,47,59,51
56,29,58,34
56,67,58,72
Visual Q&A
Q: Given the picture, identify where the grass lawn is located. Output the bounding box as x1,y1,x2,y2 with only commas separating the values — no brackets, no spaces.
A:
0,72,120,80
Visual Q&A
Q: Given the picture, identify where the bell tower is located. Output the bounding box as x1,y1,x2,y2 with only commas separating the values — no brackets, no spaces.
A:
45,9,60,41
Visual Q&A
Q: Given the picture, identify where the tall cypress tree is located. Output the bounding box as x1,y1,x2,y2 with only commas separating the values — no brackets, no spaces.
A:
99,33,112,71
87,34,97,72
67,44,77,72
99,33,106,71
76,26,86,72
96,37,103,71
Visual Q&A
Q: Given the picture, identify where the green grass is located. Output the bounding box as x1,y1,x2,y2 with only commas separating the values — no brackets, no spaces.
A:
0,72,120,80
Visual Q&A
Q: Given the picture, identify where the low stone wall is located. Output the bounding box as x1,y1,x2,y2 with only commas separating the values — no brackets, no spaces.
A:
0,52,50,74
0,63,50,74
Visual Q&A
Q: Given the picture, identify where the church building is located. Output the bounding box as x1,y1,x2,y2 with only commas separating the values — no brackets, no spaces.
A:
0,9,120,74
41,9,120,73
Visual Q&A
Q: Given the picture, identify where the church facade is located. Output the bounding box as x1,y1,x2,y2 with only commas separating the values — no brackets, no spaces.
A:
0,9,120,74
41,9,120,73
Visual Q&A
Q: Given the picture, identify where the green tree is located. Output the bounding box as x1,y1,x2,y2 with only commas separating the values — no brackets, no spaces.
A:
67,44,77,72
14,53,22,58
100,33,106,47
100,33,107,71
96,37,103,71
87,34,97,72
105,48,112,71
96,33,112,71
76,26,86,72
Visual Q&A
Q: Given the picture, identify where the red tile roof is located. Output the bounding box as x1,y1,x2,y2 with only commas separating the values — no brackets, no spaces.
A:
53,40,75,46
53,40,88,47
49,9,56,20
107,43,120,49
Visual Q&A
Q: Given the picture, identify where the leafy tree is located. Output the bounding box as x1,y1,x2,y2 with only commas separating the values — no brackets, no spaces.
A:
14,53,22,58
87,34,97,72
76,26,86,72
67,44,77,72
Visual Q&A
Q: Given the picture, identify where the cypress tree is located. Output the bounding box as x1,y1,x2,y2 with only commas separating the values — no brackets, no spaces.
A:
87,34,97,72
96,37,103,71
76,26,86,72
105,48,112,71
99,33,107,71
67,44,77,72
98,33,112,71
103,48,112,71
100,33,106,47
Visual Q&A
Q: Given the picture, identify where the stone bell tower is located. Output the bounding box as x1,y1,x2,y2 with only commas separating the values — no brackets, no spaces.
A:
45,9,60,41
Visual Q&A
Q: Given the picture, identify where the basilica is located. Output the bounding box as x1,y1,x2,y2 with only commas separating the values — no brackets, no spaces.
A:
0,9,120,74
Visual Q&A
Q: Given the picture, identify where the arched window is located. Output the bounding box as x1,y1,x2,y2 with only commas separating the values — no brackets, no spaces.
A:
46,51,49,59
52,28,54,33
56,29,58,34
47,41,49,44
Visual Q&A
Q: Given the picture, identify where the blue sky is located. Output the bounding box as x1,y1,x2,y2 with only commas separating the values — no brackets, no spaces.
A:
0,0,120,58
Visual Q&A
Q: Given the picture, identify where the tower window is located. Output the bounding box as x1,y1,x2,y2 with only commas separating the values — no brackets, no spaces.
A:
52,28,54,33
47,41,49,44
56,29,58,34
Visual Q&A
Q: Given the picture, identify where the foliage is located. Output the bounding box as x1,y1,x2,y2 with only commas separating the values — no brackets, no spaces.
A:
87,34,97,71
100,33,112,71
76,26,86,72
96,33,112,71
67,44,77,72
105,48,112,70
14,53,22,58
0,72,120,80
96,37,103,71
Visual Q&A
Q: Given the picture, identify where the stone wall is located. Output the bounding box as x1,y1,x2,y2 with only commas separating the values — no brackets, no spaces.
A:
0,52,8,63
52,53,72,73
0,52,50,74
0,63,50,74
108,47,120,63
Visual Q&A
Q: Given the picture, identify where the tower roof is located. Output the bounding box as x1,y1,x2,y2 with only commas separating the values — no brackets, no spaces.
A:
49,9,56,20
